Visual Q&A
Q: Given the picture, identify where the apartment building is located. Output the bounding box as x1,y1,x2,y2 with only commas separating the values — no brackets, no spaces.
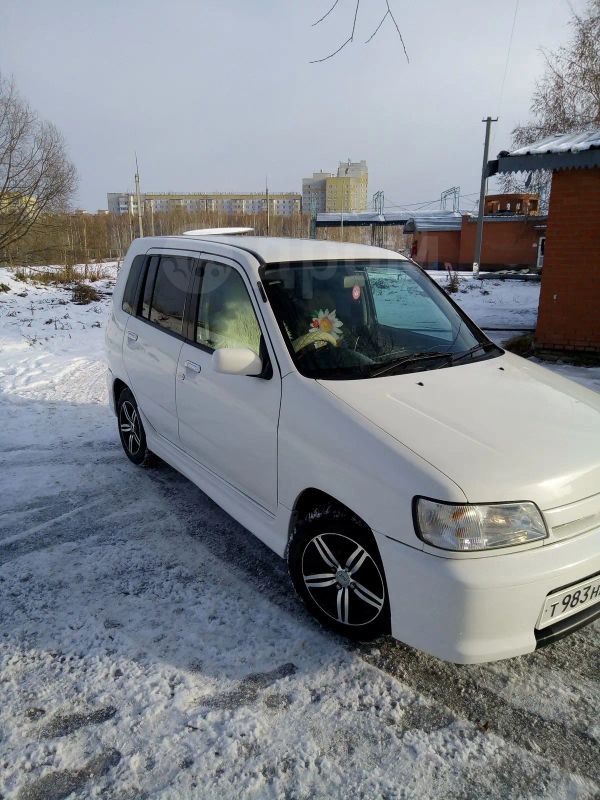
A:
301,171,333,214
302,160,368,214
107,192,301,216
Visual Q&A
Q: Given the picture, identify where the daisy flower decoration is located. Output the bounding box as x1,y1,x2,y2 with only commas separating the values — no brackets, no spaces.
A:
309,308,343,341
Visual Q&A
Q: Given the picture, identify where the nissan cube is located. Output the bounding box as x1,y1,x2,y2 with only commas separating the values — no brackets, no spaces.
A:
106,235,600,663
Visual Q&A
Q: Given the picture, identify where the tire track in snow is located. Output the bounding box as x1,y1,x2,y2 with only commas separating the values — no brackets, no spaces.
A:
359,637,599,785
147,466,600,789
1,317,598,797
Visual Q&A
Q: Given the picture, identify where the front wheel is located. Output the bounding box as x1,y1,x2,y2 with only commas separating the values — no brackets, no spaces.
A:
288,510,390,641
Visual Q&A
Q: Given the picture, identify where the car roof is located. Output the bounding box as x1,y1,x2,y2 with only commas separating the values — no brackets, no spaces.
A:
144,235,408,265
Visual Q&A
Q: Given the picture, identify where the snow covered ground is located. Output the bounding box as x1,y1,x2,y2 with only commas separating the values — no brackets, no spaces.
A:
430,271,600,393
430,271,541,337
0,265,598,799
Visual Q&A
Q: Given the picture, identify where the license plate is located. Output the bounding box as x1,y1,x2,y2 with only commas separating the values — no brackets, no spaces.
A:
537,573,600,629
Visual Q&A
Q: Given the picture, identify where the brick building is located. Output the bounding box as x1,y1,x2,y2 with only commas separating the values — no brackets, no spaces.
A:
484,193,540,216
489,130,600,355
404,203,546,271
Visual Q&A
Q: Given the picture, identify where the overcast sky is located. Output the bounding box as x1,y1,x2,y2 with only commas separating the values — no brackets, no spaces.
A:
1,0,584,211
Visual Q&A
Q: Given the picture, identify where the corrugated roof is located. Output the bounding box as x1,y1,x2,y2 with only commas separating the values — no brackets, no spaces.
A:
506,129,600,157
489,128,600,175
403,211,465,233
316,210,469,228
316,212,408,224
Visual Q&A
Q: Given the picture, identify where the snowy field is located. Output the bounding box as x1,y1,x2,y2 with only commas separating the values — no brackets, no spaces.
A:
0,265,598,799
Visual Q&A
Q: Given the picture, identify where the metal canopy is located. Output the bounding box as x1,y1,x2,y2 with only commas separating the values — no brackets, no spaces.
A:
315,212,410,228
488,128,600,176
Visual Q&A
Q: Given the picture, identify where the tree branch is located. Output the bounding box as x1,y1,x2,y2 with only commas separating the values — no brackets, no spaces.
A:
310,0,360,63
385,0,409,62
365,10,389,43
312,0,409,63
312,0,341,27
0,73,77,254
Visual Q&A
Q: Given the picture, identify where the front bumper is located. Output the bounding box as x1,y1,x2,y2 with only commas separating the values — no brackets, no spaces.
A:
375,526,600,664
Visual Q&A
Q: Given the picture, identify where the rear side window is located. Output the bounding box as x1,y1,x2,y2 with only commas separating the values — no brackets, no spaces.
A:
141,256,160,319
147,255,193,335
121,254,145,315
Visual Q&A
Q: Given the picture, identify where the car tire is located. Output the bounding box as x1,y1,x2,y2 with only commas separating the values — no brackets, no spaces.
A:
116,387,154,467
288,507,391,641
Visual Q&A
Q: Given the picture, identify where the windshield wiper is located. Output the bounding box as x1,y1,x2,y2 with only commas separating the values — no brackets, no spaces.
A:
450,342,497,364
370,342,498,378
370,351,454,378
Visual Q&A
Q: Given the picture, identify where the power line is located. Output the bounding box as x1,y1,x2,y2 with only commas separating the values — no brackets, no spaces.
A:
383,191,480,211
498,0,520,115
491,0,520,153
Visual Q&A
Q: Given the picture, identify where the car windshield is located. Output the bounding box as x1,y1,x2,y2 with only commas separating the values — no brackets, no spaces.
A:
261,259,500,379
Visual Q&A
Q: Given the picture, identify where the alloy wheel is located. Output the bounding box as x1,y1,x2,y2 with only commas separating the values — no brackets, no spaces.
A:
301,533,385,627
119,400,142,456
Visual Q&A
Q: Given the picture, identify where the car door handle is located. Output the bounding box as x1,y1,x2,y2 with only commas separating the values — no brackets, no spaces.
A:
184,360,202,373
127,331,138,342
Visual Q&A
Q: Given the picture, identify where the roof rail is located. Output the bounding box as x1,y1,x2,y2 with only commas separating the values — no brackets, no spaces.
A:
182,227,254,236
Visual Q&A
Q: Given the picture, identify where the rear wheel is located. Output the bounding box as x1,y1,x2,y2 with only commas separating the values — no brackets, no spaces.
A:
288,509,390,641
116,388,153,466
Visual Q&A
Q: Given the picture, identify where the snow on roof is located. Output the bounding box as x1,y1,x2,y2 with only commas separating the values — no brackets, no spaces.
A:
316,212,408,224
403,211,465,233
506,129,600,157
316,210,471,229
490,128,600,175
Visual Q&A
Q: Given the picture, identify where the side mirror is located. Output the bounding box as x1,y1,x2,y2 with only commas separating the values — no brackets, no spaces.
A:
212,347,263,377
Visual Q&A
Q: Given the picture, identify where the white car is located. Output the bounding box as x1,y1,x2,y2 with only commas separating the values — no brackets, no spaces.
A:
106,235,600,663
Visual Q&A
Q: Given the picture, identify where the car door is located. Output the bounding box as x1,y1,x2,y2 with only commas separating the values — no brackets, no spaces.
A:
176,258,281,513
123,250,196,445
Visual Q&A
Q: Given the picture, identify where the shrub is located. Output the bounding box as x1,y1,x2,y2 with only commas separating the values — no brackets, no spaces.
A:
504,333,534,357
446,269,460,294
72,283,100,304
10,264,110,286
0,282,10,293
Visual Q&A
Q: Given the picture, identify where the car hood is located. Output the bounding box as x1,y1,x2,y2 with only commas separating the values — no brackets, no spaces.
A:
318,352,600,510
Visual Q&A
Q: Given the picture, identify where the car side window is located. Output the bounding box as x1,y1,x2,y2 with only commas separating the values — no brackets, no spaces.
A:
146,255,193,335
196,262,262,353
140,255,160,319
122,254,145,315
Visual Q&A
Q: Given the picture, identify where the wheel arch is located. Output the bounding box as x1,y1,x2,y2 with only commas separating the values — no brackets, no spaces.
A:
286,488,370,555
112,377,129,413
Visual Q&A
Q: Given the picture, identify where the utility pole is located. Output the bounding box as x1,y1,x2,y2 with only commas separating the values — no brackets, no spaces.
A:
309,197,317,240
134,153,144,238
265,176,270,236
473,116,497,276
127,201,133,244
149,198,155,236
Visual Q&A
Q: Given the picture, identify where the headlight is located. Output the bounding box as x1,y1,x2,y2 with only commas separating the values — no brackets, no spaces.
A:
414,498,547,551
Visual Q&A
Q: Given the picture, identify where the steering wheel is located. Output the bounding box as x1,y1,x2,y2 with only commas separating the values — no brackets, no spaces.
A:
293,330,339,356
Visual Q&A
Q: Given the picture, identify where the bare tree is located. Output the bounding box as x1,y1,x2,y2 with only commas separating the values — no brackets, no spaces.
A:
501,0,600,200
311,0,409,64
0,74,77,257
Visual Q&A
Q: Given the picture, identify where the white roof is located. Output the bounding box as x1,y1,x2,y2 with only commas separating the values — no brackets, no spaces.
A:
174,235,408,264
508,129,600,156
